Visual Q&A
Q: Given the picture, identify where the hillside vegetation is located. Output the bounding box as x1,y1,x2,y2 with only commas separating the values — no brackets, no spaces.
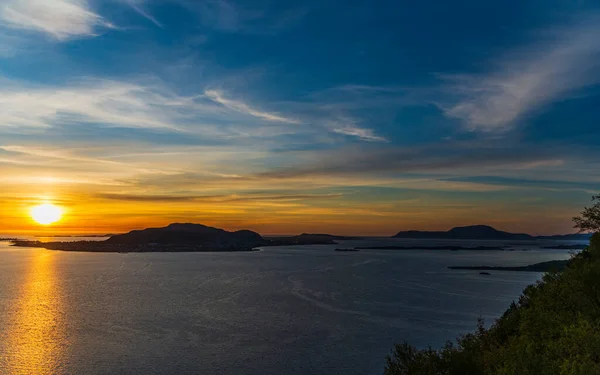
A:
385,195,600,375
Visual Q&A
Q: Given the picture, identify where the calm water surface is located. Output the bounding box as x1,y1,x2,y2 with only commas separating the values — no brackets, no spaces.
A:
0,239,575,374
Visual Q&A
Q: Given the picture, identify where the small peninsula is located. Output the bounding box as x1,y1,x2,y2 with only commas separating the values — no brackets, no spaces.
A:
355,245,507,251
542,244,588,250
448,259,569,272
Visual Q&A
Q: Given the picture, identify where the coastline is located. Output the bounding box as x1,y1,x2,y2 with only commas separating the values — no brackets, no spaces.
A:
448,259,569,272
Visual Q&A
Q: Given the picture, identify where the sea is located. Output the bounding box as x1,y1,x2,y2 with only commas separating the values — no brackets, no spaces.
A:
0,237,583,375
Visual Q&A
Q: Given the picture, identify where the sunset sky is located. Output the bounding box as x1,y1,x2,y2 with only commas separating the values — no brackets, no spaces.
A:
1,0,599,236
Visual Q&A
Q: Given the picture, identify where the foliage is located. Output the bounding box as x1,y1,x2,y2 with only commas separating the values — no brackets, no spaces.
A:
385,197,600,375
573,194,600,233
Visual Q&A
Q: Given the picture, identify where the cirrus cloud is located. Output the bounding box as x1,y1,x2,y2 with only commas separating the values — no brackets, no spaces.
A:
0,0,114,40
440,15,600,132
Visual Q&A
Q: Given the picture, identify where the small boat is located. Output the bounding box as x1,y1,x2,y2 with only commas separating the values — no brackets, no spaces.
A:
335,248,359,252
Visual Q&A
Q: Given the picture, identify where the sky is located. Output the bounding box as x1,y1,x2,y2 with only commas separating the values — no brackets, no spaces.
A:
0,0,599,236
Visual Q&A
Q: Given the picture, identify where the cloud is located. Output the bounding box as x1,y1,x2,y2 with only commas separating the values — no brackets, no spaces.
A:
204,89,299,123
95,192,344,203
332,124,387,142
0,0,113,40
0,145,176,174
203,0,239,32
2,74,374,150
441,176,600,194
258,141,570,180
173,0,306,35
120,0,163,28
441,16,600,131
96,193,207,202
172,0,239,32
0,78,196,131
0,77,298,138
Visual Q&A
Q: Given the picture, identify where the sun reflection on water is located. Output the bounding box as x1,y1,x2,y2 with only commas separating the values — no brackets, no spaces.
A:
2,251,65,375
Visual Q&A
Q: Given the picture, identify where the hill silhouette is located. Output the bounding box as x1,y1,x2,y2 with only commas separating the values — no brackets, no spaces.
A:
106,223,264,246
393,225,533,240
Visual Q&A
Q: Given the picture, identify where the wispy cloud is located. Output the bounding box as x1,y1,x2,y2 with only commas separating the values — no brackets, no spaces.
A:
204,89,299,123
0,0,114,40
0,76,295,138
202,0,239,32
0,75,337,150
332,124,387,142
120,0,163,28
258,141,572,179
0,145,176,175
0,78,195,131
173,0,240,32
175,0,305,35
95,192,343,203
441,176,600,193
441,16,600,131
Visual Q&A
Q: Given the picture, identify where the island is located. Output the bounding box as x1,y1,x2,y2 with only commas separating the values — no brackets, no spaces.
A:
392,224,592,241
392,225,532,240
267,233,356,246
355,245,507,251
448,259,569,272
11,223,350,252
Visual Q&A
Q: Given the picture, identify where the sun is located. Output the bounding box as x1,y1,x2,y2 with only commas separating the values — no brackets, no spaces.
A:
30,203,63,225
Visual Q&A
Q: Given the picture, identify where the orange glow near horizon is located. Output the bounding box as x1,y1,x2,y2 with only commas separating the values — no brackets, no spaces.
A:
0,194,581,237
0,180,584,237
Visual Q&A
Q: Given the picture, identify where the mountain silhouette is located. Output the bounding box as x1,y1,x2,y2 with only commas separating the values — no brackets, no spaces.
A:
106,223,264,246
392,225,533,240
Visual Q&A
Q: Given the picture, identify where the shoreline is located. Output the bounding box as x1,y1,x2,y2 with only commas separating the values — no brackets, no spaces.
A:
448,259,569,272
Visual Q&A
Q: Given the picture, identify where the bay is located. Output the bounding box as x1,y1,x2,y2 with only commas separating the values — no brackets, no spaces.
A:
0,239,576,374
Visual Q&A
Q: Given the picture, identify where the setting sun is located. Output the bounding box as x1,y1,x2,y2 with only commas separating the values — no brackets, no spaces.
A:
30,204,63,225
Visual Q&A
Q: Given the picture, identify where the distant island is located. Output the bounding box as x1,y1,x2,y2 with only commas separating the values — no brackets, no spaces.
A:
542,244,588,250
448,259,569,272
392,225,592,241
267,233,357,246
11,223,351,252
355,245,507,251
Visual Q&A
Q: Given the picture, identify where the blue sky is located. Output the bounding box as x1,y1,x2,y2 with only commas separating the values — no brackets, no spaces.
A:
1,0,599,235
